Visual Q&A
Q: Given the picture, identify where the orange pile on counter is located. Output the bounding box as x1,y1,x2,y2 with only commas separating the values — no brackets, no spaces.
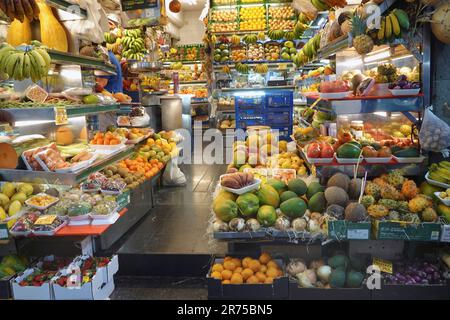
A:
118,155,164,179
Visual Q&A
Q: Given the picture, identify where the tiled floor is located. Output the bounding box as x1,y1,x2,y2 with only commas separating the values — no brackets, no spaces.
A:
116,164,228,255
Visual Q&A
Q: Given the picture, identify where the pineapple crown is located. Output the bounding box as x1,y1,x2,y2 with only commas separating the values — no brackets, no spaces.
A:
351,14,367,37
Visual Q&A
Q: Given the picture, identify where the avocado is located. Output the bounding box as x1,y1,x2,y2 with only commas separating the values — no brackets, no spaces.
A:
328,254,349,270
346,270,364,288
329,269,346,288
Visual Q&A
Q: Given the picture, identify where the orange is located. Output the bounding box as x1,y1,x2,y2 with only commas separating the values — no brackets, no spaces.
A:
221,270,233,280
234,267,243,274
259,252,271,265
232,258,242,268
255,272,266,283
246,275,259,284
230,273,243,284
248,260,261,272
241,268,253,280
223,260,236,271
211,271,222,280
264,277,274,284
267,260,279,270
212,263,224,273
260,265,267,273
266,267,278,279
222,280,231,284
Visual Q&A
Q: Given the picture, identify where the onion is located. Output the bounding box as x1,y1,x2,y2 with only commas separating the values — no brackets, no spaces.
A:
297,272,314,288
286,259,306,276
303,269,317,284
292,218,307,231
229,218,245,232
213,220,229,232
275,216,291,231
245,218,261,231
317,265,332,283
309,259,325,270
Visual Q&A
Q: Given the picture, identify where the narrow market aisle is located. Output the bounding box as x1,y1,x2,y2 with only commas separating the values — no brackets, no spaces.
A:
113,163,228,278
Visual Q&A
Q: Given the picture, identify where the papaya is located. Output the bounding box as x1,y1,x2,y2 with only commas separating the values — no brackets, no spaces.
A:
306,181,324,200
257,205,277,227
336,143,361,158
329,269,346,288
280,191,298,203
266,178,287,195
346,270,364,288
236,193,259,218
280,198,307,219
257,185,280,208
308,192,326,213
213,199,238,222
214,190,237,204
288,178,307,196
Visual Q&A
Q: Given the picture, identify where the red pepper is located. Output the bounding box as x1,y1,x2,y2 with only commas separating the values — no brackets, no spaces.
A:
32,281,42,287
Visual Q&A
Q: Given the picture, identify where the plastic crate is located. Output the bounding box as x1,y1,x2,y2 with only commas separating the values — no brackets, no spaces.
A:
270,126,292,140
238,119,265,128
265,109,292,126
265,91,293,108
236,108,264,119
235,96,265,108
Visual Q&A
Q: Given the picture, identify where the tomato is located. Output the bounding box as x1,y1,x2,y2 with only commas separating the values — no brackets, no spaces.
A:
320,143,334,158
306,143,321,158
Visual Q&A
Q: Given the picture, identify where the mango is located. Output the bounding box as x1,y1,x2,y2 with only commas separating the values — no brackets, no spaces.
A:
1,182,15,198
18,183,34,196
10,192,26,205
8,200,21,217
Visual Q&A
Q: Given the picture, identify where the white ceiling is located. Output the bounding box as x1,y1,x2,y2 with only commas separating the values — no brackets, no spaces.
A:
181,0,207,12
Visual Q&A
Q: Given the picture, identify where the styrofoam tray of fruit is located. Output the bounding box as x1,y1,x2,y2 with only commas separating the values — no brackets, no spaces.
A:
364,156,392,163
335,156,363,164
219,174,262,195
319,91,352,99
53,154,98,174
434,192,450,206
90,211,120,225
393,155,425,164
426,172,450,189
68,213,91,222
389,88,420,96
25,193,59,210
31,217,68,236
305,154,334,164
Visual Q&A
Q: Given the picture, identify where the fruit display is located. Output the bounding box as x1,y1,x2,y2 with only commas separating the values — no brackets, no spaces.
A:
267,29,285,40
264,42,280,61
288,253,366,288
427,161,450,186
239,6,266,20
0,255,28,278
293,126,320,147
242,34,257,44
210,22,238,33
121,28,146,60
319,80,350,93
137,132,178,163
213,44,230,63
240,19,266,31
269,20,295,31
280,41,296,60
212,176,326,234
246,43,264,61
219,118,236,129
211,9,238,22
305,141,334,159
388,75,420,91
383,260,446,286
89,132,124,146
351,14,374,55
0,44,50,82
268,6,295,20
10,210,39,234
26,194,58,208
209,253,284,285
221,172,256,190
254,63,269,74
118,156,164,180
231,46,246,61
298,33,321,61
0,182,35,227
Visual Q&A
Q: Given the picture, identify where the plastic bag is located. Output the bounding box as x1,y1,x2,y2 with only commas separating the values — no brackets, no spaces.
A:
419,108,450,154
162,157,186,186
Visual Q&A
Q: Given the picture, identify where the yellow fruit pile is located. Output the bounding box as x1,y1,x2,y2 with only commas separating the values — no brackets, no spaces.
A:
210,253,283,285
211,10,238,22
268,6,295,19
239,7,266,20
0,182,34,227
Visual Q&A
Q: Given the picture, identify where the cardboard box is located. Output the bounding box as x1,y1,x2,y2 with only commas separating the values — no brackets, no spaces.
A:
327,220,372,240
207,258,288,300
11,268,53,300
52,272,114,300
96,255,119,284
373,220,441,241
371,282,450,300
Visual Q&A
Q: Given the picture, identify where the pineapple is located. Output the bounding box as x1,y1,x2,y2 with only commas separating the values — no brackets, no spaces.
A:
365,181,381,200
351,14,374,55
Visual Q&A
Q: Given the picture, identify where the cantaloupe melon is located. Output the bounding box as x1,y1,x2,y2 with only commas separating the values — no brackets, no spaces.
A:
55,126,74,145
0,143,18,169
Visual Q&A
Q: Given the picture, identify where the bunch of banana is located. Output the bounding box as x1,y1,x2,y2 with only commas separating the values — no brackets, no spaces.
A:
294,21,308,39
254,63,268,74
104,32,117,44
284,31,295,41
257,32,266,41
0,43,50,82
298,13,311,25
242,34,257,44
121,28,146,60
428,161,450,184
235,63,250,74
301,33,321,58
231,35,241,45
0,0,39,22
377,9,410,42
293,51,307,67
311,0,329,11
268,29,285,40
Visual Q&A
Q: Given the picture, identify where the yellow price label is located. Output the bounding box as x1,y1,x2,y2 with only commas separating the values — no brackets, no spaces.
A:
54,107,68,125
373,257,393,274
34,215,57,225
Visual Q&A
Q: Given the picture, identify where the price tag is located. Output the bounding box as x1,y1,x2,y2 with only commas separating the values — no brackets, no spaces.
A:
373,257,393,274
441,225,450,242
0,223,9,240
34,215,57,225
347,229,369,240
54,107,68,125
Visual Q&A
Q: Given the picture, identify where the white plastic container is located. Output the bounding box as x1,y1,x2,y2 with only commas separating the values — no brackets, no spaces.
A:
219,175,262,195
425,172,450,189
434,192,450,206
335,156,363,164
393,155,425,164
25,193,59,210
305,156,334,164
389,88,420,96
53,154,98,173
31,218,68,236
319,91,352,99
364,156,392,164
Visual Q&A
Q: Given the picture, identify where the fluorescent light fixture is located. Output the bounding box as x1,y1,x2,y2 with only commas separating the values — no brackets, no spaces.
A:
364,50,391,63
374,112,388,117
391,54,414,61
15,120,54,127
320,59,330,64
366,47,390,56
233,90,265,97
342,58,363,68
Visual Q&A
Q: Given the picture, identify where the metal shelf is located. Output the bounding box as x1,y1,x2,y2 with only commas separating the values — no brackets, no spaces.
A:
48,50,117,75
0,104,120,122
0,145,135,185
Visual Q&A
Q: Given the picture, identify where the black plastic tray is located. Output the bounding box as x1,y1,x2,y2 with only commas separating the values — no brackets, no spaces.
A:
288,280,371,300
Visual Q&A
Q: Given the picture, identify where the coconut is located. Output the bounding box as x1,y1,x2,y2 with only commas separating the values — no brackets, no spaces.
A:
348,178,363,200
229,218,245,232
327,173,350,192
213,220,229,232
275,216,291,231
344,202,367,222
325,186,349,207
292,218,307,231
326,204,345,219
246,218,261,231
